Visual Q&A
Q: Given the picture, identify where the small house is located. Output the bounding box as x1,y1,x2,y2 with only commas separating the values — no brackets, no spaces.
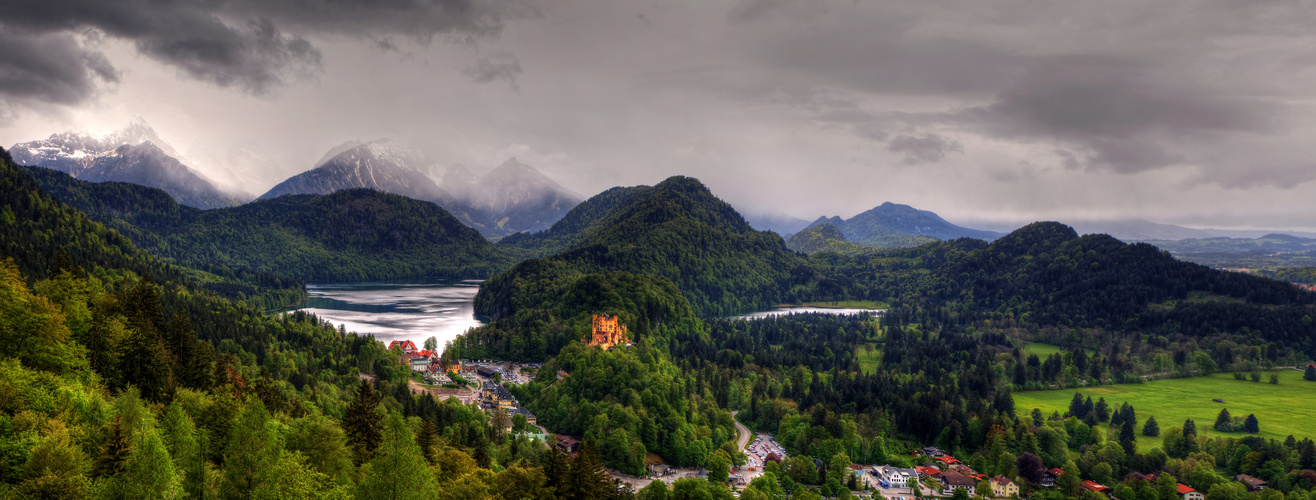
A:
1236,475,1267,492
941,470,977,496
556,435,580,453
992,475,1019,498
1178,483,1204,500
1082,481,1111,496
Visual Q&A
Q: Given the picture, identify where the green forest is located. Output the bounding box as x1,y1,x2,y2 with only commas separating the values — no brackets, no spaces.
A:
5,144,1316,500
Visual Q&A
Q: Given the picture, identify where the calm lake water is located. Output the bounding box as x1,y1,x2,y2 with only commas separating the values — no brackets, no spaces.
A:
288,279,484,350
731,306,885,320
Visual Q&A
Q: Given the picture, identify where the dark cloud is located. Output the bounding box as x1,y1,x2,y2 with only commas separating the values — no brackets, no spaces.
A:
0,29,119,107
964,55,1280,174
0,0,509,105
887,134,962,165
463,52,522,91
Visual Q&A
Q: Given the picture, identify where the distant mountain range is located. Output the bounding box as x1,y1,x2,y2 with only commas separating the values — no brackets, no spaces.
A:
24,165,512,282
965,218,1316,242
259,141,581,237
806,202,1004,248
8,121,246,209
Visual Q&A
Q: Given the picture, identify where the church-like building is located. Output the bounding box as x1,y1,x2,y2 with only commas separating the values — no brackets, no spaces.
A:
585,314,631,350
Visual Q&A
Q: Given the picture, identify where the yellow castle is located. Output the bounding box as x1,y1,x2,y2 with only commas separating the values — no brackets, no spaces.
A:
585,314,631,350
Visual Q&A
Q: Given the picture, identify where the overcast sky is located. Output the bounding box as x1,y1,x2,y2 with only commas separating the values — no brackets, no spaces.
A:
3,0,1315,229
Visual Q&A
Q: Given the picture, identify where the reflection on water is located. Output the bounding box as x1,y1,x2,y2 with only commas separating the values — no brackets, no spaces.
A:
289,279,484,350
731,306,885,320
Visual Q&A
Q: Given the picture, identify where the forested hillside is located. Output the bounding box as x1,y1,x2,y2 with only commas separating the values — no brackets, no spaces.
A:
0,146,632,499
479,176,837,319
820,222,1316,356
26,167,514,282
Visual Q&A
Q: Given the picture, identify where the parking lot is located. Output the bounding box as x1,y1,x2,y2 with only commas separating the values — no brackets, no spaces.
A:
744,433,786,470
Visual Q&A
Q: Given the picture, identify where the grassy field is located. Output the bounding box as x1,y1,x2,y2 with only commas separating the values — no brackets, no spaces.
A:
1023,342,1092,358
857,343,882,374
1013,370,1316,448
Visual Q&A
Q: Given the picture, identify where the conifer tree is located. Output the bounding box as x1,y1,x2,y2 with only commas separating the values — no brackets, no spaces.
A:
417,419,439,465
344,379,383,466
1214,408,1233,432
356,412,438,500
1305,364,1316,381
160,403,204,499
1143,416,1160,437
564,439,611,500
1243,414,1259,434
114,427,181,500
221,399,279,499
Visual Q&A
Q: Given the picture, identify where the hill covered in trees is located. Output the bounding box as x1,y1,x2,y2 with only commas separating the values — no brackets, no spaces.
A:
25,166,514,282
786,223,893,256
479,176,835,319
0,145,635,499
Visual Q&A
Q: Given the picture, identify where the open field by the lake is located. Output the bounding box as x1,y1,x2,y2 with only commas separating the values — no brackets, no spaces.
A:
1013,370,1316,448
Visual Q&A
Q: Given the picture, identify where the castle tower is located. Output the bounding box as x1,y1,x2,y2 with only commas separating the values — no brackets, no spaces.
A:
586,314,630,350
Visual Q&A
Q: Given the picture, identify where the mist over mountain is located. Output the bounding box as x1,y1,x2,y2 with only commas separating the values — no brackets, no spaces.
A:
262,142,581,238
445,158,583,237
259,140,451,203
9,121,245,209
808,202,1004,248
743,211,812,236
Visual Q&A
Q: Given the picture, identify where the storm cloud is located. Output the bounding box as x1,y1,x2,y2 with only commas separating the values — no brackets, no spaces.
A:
3,0,1316,231
0,0,510,102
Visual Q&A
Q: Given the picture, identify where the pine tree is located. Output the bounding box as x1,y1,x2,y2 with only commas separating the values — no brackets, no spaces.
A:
1083,396,1094,418
115,427,181,500
544,447,570,493
1120,418,1137,455
160,403,205,499
1243,414,1259,434
1214,408,1233,431
1095,397,1110,422
343,379,383,466
1069,393,1085,418
416,419,438,465
1143,416,1160,437
1305,364,1316,381
564,439,611,500
356,412,438,500
220,399,278,499
1183,419,1197,437
95,416,130,478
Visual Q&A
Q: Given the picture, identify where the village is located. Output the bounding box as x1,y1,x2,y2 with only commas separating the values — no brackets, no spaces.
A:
386,316,1277,500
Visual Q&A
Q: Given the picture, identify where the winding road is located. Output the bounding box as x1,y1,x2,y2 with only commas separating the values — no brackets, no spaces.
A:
731,411,752,456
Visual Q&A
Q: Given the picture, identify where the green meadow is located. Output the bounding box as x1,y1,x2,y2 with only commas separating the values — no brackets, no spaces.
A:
1013,370,1316,448
1023,342,1092,358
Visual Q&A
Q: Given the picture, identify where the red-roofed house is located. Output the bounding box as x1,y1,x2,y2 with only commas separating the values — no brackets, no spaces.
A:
915,466,942,479
388,340,418,353
1038,468,1063,488
1082,481,1111,495
936,456,962,465
1178,483,1204,500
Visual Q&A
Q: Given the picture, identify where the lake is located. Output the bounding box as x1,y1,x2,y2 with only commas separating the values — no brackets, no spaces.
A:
288,279,484,351
731,306,885,320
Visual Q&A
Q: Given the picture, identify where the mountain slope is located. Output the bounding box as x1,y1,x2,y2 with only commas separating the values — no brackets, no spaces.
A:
811,202,1003,247
9,122,243,209
259,141,451,203
828,221,1316,353
26,166,513,282
445,158,583,237
786,223,890,255
477,176,820,320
